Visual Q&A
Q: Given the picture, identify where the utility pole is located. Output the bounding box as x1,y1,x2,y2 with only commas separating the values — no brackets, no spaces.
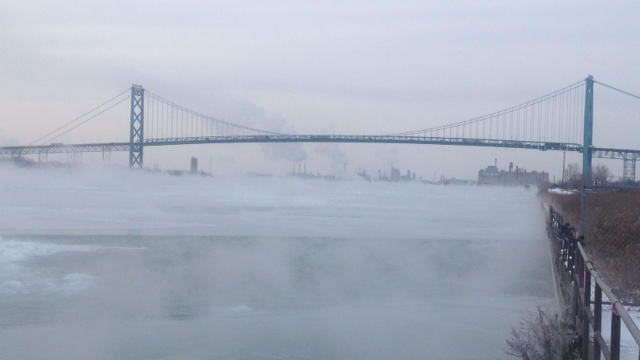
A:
580,75,594,241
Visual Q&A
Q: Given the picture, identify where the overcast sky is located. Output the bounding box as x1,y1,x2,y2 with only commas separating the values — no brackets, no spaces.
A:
1,1,639,178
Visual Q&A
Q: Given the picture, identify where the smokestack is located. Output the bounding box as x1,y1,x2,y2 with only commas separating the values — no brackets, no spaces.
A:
190,157,198,173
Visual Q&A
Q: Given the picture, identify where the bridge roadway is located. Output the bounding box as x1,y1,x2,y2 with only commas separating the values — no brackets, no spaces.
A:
0,134,637,160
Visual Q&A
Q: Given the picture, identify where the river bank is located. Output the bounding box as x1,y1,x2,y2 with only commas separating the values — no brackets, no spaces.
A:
544,189,640,303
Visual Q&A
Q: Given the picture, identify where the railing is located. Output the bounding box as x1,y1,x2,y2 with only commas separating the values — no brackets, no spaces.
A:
549,207,640,360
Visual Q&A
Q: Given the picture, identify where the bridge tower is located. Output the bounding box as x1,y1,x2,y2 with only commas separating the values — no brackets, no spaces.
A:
129,84,145,168
580,76,594,239
623,156,636,184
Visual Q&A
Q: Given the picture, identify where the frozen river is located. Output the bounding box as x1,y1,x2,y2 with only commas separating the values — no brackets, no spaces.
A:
0,165,554,359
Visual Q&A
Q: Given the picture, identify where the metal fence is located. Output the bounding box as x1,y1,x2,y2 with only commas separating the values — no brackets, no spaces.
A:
549,207,640,360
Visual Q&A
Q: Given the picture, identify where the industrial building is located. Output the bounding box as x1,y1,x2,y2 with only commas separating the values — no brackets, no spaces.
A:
478,160,549,186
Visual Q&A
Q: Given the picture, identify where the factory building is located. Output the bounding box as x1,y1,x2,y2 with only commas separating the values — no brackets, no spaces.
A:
478,159,548,186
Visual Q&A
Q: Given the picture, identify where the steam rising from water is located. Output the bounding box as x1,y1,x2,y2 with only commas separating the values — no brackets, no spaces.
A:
0,164,553,359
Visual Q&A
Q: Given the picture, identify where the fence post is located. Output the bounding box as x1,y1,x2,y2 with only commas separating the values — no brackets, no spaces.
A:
583,268,592,359
593,283,602,360
611,311,621,360
573,248,581,329
576,250,584,345
563,228,570,273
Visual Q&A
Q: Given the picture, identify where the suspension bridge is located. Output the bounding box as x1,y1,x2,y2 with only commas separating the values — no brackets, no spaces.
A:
2,75,640,184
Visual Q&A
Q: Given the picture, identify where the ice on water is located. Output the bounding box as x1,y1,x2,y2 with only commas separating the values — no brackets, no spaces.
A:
0,164,554,360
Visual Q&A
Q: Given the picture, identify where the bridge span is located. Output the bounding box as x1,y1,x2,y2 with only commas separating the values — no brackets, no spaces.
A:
0,135,583,156
1,135,637,162
1,76,640,179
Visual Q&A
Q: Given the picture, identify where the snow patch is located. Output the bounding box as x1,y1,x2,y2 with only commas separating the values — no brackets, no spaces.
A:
548,188,577,195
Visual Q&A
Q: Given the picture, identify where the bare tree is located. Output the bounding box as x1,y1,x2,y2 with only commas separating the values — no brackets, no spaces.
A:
564,163,581,188
506,308,580,360
593,164,611,185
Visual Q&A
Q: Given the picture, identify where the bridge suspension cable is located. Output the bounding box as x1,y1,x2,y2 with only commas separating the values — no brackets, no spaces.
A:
394,79,587,146
144,90,281,140
594,80,640,101
29,88,130,145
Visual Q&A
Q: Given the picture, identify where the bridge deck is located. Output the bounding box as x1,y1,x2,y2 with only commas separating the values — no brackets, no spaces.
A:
0,135,583,155
0,134,637,160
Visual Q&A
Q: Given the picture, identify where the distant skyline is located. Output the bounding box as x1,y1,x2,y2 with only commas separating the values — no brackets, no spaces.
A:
1,1,639,178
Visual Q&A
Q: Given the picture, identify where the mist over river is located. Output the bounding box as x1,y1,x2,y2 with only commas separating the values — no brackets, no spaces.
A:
0,164,554,360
